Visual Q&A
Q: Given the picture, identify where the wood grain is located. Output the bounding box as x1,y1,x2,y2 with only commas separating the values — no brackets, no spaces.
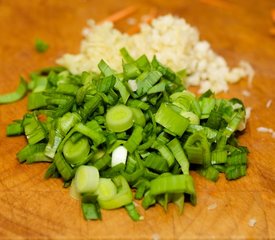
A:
0,0,275,239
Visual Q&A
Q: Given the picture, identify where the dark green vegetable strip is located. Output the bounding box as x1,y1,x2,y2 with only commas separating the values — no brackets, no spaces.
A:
199,166,219,182
6,120,23,136
125,202,142,221
211,150,227,165
45,112,81,158
100,163,125,178
135,54,151,72
44,162,59,179
97,75,116,93
54,151,75,181
199,97,216,119
225,165,246,180
120,47,135,63
155,103,189,137
81,202,101,220
157,193,170,212
136,70,162,96
80,94,102,121
114,78,130,104
184,145,204,165
74,123,106,147
98,59,114,77
123,62,141,80
92,154,111,171
122,168,144,185
124,125,143,153
22,113,47,145
167,138,189,174
17,143,49,163
0,77,28,104
127,99,150,110
150,174,196,197
184,132,211,167
222,113,244,138
151,56,176,82
153,141,175,167
134,179,150,200
142,190,156,209
172,193,185,215
27,92,48,110
144,153,169,173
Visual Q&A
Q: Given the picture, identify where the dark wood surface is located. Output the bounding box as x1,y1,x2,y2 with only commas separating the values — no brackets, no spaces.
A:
0,0,275,238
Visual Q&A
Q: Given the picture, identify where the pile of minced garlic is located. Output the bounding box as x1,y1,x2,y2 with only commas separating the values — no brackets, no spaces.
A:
57,15,254,93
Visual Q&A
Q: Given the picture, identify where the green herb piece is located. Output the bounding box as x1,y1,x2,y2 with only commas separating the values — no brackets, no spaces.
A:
125,202,142,221
6,120,23,136
0,77,28,104
35,39,49,53
155,103,189,137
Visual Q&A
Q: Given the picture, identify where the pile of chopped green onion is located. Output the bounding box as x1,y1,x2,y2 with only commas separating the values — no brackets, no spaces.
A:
5,48,249,221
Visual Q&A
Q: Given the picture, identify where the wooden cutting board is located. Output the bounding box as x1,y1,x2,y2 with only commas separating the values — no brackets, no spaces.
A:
0,0,274,239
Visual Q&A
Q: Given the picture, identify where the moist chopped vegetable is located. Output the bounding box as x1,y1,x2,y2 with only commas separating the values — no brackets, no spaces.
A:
6,50,249,221
0,77,28,104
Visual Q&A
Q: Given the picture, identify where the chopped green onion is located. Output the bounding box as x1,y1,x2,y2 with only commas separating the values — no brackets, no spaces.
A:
54,151,75,181
150,174,196,197
124,125,143,153
0,77,28,104
92,154,111,171
22,113,47,145
125,202,142,221
142,190,156,209
211,150,227,165
96,178,117,201
130,107,146,127
100,162,125,178
106,105,134,132
155,103,189,137
123,62,141,80
75,165,99,193
199,166,219,182
143,153,169,173
6,50,249,221
35,38,49,53
111,146,128,167
167,138,189,174
6,120,23,136
184,132,211,167
98,175,132,210
98,59,114,77
136,71,162,96
114,78,130,104
172,193,185,214
153,141,175,167
70,178,81,200
120,47,135,63
17,143,50,163
81,195,102,221
63,136,90,165
135,54,151,72
225,165,246,180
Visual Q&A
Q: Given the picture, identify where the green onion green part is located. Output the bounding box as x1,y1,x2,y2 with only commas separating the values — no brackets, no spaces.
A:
6,49,249,221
